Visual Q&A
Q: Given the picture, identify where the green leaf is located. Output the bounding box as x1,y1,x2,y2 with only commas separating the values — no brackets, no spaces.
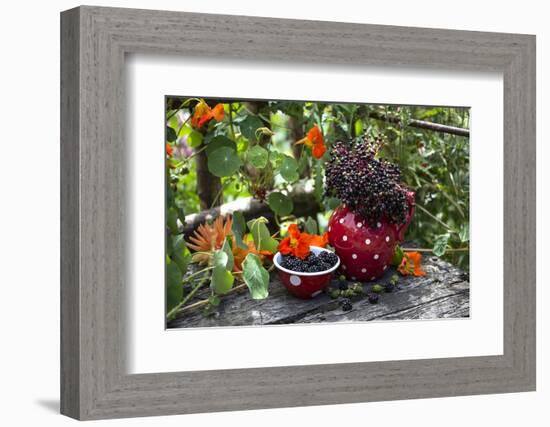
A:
166,126,177,142
391,245,404,266
232,211,248,249
458,224,469,242
354,119,363,137
242,253,269,300
208,295,221,306
167,207,179,234
269,151,284,168
279,155,299,183
239,115,263,141
212,249,229,269
247,145,269,168
246,217,278,253
210,250,234,295
432,234,450,257
267,191,294,216
166,261,183,312
171,234,191,274
304,217,318,235
207,146,242,177
314,160,323,203
221,238,234,271
206,135,236,156
210,265,234,295
325,197,341,210
187,130,204,148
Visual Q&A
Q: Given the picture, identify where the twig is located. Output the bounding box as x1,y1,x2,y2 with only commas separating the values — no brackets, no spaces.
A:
173,265,275,317
415,204,458,234
166,268,213,320
177,283,249,314
401,247,469,253
367,110,469,137
228,103,237,140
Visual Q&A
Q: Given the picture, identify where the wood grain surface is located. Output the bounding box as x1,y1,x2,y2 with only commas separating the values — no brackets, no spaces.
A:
168,256,469,328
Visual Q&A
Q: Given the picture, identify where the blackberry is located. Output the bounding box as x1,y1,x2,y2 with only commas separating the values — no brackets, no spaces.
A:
338,282,349,291
384,282,395,293
325,136,411,226
280,255,305,272
341,298,353,311
367,293,379,304
280,252,337,273
318,251,338,266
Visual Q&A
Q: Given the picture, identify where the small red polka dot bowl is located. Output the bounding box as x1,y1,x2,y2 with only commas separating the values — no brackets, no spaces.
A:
328,191,415,282
273,246,341,299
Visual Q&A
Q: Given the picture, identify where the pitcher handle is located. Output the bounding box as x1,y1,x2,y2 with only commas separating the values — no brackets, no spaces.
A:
396,191,415,242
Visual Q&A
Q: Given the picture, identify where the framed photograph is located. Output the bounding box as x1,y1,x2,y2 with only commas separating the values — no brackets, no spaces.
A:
61,6,536,420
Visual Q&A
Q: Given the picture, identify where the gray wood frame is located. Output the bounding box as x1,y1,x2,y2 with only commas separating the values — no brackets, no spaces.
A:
60,5,536,420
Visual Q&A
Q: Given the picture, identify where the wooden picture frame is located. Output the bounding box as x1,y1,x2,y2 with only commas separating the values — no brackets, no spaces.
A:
60,5,536,420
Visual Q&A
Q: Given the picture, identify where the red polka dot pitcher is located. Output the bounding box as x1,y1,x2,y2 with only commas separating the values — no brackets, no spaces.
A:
328,191,415,282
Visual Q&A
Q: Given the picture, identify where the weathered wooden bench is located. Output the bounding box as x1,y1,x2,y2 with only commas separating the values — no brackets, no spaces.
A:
167,255,469,329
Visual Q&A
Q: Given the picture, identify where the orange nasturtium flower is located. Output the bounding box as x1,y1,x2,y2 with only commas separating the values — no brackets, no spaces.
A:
295,126,326,159
186,215,270,272
397,251,426,277
191,99,225,129
278,223,329,259
166,143,173,157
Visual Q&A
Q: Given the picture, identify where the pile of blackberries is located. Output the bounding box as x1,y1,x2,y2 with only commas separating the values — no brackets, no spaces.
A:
280,251,338,273
325,136,410,226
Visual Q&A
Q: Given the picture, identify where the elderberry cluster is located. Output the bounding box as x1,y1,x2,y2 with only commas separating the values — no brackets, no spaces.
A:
280,251,338,273
325,136,410,226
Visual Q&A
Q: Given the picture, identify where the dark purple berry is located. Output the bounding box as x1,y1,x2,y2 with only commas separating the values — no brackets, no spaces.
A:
280,251,338,273
367,293,379,304
384,282,395,293
341,298,353,311
325,136,411,226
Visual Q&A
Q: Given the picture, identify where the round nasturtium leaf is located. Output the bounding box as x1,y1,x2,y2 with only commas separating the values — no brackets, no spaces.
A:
247,145,269,169
279,155,299,183
239,115,263,141
210,265,234,295
207,146,242,177
242,253,269,300
267,191,294,216
206,135,236,156
166,126,177,142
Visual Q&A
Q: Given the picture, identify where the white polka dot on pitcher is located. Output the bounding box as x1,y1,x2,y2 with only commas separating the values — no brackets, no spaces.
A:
357,222,362,228
361,268,367,273
339,218,344,224
373,254,379,260
377,222,382,228
352,253,357,259
365,239,371,245
385,236,390,242
343,235,348,241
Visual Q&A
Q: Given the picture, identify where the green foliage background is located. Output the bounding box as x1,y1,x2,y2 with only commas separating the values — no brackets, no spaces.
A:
166,98,469,272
